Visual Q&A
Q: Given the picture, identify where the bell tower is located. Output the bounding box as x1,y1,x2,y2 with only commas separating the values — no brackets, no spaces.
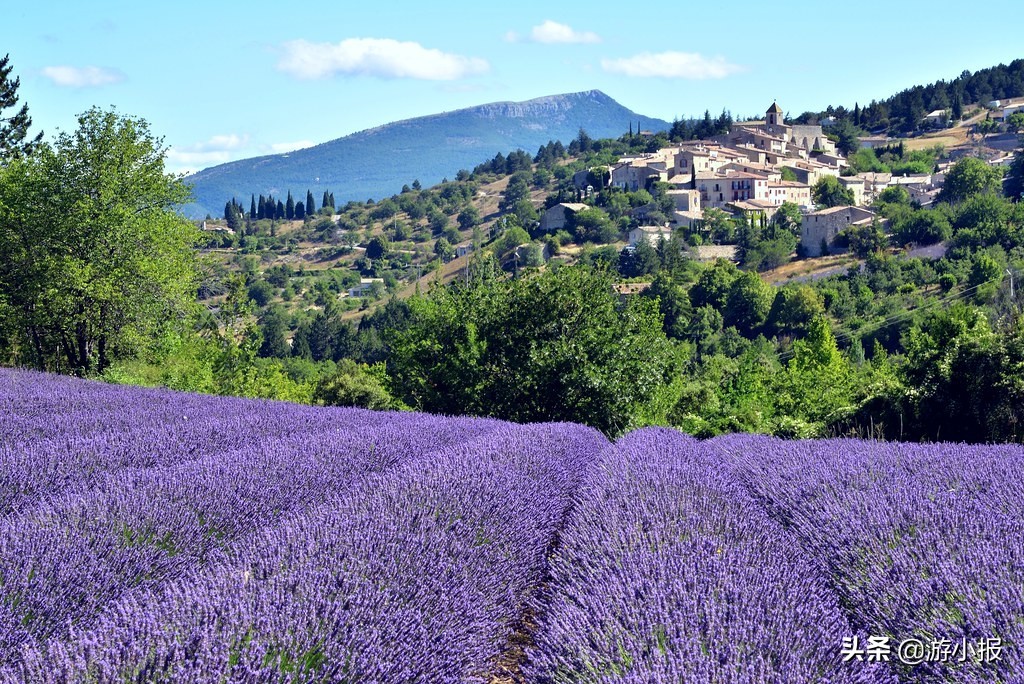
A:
766,101,783,127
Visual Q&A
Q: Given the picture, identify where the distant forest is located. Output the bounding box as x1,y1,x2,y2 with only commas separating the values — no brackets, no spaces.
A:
802,59,1024,133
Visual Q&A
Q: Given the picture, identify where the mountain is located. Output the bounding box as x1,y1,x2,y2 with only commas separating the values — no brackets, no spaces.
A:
182,90,670,218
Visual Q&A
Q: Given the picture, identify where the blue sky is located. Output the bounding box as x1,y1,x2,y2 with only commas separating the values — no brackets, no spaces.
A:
6,0,1022,174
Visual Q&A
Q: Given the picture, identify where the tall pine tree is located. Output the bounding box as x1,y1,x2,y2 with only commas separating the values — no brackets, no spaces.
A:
0,54,43,161
306,189,316,214
286,191,295,220
249,194,256,220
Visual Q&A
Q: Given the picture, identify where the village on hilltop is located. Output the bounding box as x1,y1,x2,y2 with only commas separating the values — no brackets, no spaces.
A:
541,101,1009,260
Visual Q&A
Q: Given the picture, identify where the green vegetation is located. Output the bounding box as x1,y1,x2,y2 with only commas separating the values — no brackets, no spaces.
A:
3,53,1024,441
804,59,1024,134
0,108,199,375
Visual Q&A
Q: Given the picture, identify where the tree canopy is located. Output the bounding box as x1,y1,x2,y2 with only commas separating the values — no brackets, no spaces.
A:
387,265,681,435
0,108,199,374
938,156,1004,205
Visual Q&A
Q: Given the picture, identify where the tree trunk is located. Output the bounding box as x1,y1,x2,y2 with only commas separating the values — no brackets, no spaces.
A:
97,305,108,373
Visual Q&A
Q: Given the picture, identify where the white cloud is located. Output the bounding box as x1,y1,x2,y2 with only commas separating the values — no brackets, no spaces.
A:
601,51,742,79
277,38,489,81
40,65,124,88
165,134,250,174
270,140,315,153
530,20,600,44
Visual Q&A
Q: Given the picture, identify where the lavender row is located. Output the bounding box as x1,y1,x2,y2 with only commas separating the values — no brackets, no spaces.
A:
2,423,608,683
523,428,892,683
0,409,500,665
0,369,419,517
717,435,1024,682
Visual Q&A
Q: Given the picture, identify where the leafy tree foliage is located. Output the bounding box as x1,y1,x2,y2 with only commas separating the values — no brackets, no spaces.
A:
812,176,855,208
366,235,390,260
1006,146,1024,202
0,108,198,374
313,359,401,410
938,156,1004,205
892,209,952,246
388,265,680,434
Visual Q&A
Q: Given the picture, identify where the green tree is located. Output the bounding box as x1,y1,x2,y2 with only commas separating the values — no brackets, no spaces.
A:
771,201,803,236
812,176,855,208
366,235,390,260
0,108,198,374
257,306,290,358
776,317,855,432
499,171,531,213
388,265,680,435
766,284,824,336
895,305,1024,442
306,190,316,214
1006,112,1024,134
434,237,454,261
568,207,617,244
642,272,691,339
828,118,862,156
843,219,888,257
314,359,402,410
938,156,1003,204
689,260,739,311
0,54,43,161
457,204,480,230
723,270,775,335
1006,147,1024,202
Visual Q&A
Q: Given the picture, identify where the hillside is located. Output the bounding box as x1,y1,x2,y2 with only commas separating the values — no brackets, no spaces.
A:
183,90,670,218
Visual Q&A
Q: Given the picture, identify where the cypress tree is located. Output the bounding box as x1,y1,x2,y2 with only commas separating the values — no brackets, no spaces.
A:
277,200,285,218
328,192,335,209
286,191,295,220
250,194,257,220
322,190,330,210
257,195,266,220
306,189,315,214
295,201,305,220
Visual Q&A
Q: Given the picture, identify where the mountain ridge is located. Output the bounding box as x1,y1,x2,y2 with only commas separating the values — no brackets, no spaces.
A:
182,90,670,218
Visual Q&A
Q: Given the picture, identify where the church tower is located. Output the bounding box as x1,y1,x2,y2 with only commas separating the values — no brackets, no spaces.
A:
766,101,783,127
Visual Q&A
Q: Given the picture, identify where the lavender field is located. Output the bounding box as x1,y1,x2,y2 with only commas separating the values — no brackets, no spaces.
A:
0,369,1021,683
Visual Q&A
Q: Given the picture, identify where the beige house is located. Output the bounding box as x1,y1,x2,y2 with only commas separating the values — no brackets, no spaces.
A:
611,161,668,191
764,180,812,207
838,176,866,206
628,226,674,247
727,199,781,222
348,278,385,298
801,206,876,256
666,188,701,212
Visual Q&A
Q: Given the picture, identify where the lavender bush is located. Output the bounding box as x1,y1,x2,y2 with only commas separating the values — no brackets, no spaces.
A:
523,428,893,683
